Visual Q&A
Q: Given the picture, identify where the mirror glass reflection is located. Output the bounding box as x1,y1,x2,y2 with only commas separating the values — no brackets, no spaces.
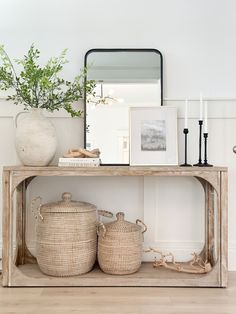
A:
85,49,163,164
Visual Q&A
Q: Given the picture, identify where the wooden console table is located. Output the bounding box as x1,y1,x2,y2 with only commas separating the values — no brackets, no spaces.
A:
2,166,228,287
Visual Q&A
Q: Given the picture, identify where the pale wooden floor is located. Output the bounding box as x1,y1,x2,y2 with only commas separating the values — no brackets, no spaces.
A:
0,273,236,314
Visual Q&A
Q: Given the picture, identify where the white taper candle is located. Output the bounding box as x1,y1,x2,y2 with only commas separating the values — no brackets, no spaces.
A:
184,98,188,128
200,92,203,120
204,100,208,133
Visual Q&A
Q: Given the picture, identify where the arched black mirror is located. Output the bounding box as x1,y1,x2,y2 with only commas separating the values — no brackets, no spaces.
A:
84,48,163,165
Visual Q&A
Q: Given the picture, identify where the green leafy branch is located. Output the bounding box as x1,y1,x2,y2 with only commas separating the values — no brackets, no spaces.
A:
0,44,96,117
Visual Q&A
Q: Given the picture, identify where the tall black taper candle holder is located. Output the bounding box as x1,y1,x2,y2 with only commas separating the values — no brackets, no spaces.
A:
203,132,213,167
180,128,192,167
194,120,203,166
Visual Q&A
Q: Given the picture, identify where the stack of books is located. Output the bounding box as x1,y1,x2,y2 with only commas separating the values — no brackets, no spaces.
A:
58,157,100,167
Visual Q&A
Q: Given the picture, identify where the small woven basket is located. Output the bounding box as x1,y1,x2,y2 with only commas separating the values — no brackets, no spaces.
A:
34,192,112,277
98,212,147,275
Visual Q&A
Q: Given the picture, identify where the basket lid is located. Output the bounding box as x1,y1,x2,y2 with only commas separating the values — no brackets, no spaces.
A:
40,192,97,213
104,212,141,233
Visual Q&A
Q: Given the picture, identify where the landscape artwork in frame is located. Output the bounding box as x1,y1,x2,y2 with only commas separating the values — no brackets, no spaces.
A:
130,107,178,165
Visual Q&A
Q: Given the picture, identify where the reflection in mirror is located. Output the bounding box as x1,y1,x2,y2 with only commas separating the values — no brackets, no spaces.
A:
85,49,163,165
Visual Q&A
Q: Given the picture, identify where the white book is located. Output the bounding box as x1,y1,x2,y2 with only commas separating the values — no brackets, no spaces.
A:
58,157,100,167
59,158,100,163
58,162,100,167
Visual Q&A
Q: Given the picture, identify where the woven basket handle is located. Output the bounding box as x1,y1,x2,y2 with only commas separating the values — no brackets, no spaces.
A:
97,221,106,237
136,219,147,234
98,209,113,218
31,196,44,220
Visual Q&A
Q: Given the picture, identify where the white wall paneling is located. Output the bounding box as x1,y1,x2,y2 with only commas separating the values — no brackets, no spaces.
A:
143,176,205,262
0,0,236,269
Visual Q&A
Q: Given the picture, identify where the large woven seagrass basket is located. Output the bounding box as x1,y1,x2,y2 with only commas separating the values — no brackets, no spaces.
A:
97,212,147,275
34,192,111,277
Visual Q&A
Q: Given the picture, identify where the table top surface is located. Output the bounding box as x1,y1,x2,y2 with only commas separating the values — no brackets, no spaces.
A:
3,165,228,173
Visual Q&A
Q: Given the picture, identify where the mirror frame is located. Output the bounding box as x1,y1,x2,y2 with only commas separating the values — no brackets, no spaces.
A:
84,48,163,165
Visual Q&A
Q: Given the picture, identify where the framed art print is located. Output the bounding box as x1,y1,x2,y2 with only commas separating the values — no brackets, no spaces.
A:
130,107,178,165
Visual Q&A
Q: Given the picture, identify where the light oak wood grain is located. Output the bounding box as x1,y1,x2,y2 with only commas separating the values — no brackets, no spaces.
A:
4,166,228,171
9,262,221,287
2,170,11,287
0,273,235,314
220,171,228,287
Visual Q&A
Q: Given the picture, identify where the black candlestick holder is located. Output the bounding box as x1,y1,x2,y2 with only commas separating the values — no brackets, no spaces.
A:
180,128,192,167
203,132,213,167
194,120,204,166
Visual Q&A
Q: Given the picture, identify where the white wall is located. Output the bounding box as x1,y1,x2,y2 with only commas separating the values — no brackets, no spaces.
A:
0,0,236,270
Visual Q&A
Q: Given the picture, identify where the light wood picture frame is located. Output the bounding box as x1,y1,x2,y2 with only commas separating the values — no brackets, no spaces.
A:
130,106,178,165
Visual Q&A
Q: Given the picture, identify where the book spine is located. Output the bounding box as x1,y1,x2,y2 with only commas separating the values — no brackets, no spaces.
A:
59,158,100,163
58,162,100,167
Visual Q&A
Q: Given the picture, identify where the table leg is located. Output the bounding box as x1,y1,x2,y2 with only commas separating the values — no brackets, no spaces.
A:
15,181,26,265
220,171,228,287
2,170,12,286
15,179,36,265
197,179,216,267
206,182,216,266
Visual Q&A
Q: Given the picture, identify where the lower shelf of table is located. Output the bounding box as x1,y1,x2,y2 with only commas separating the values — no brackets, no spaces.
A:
8,262,222,287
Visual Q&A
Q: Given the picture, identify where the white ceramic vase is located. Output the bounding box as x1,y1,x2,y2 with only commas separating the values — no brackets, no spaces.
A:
15,108,57,166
